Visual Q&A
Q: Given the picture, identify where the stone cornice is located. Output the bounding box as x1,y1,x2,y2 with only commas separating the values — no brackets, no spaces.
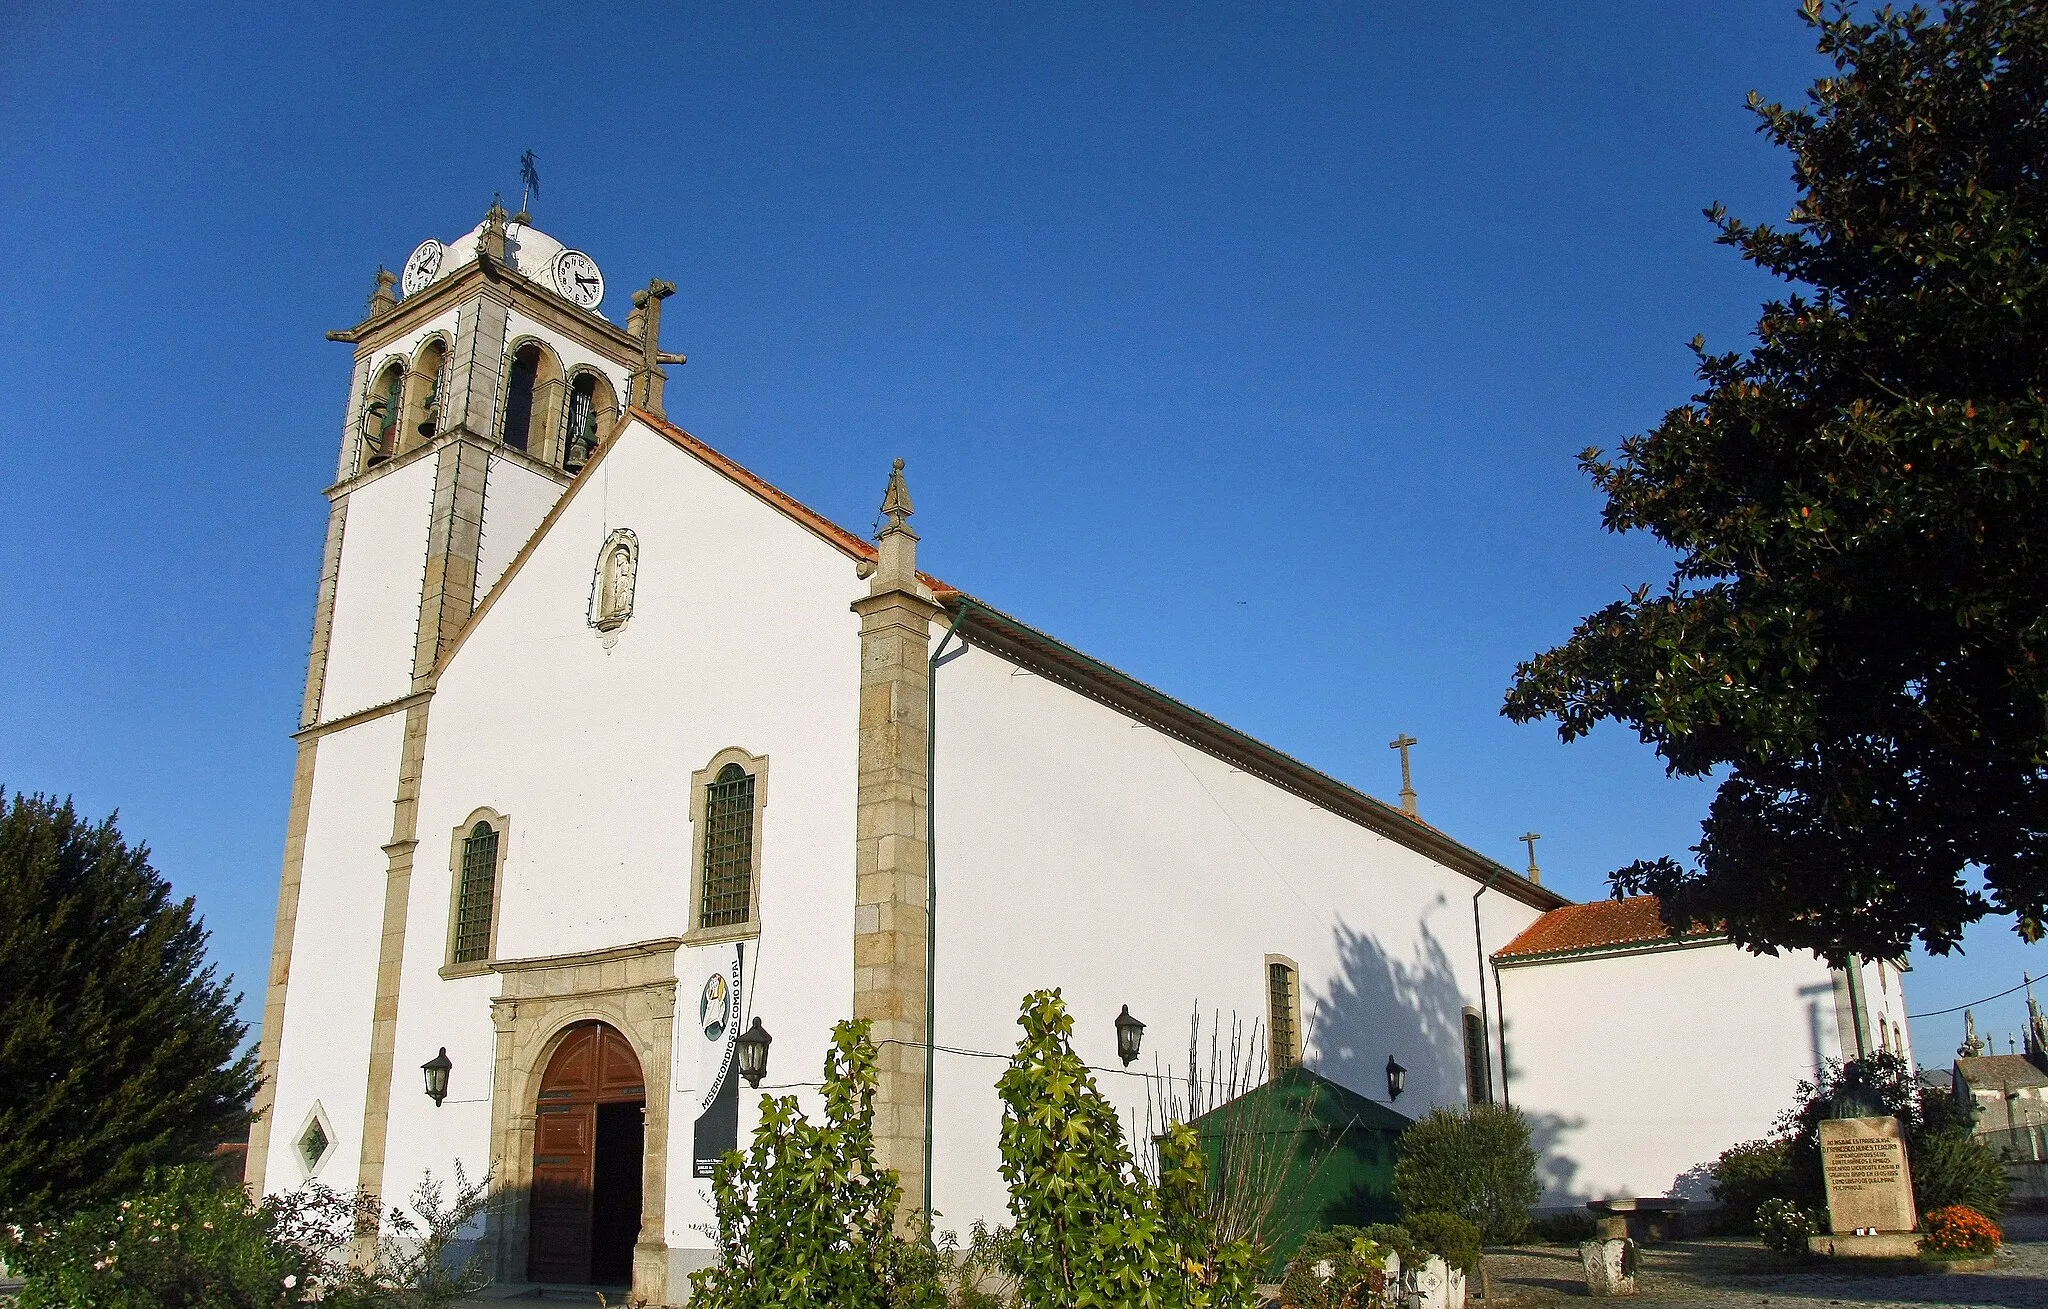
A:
334,255,639,365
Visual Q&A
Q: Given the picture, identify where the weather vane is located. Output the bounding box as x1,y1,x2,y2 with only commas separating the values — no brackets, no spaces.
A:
519,150,540,216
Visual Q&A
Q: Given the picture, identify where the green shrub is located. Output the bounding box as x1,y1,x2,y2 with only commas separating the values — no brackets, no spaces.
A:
1393,1104,1540,1244
1277,1227,1400,1309
1353,1223,1420,1267
1754,1198,1822,1257
1911,1128,2010,1218
1400,1212,1481,1274
689,1020,941,1309
1,1164,346,1308
1526,1210,1597,1245
997,989,1258,1309
1709,1138,1792,1232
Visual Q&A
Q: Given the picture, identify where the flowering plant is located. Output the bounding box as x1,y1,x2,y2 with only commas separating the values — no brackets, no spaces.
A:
1922,1204,2001,1256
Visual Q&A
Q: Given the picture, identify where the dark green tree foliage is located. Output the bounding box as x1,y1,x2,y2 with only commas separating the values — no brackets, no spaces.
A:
1503,0,2048,960
1709,1138,1794,1231
0,789,258,1224
1391,1105,1540,1245
1399,1212,1482,1275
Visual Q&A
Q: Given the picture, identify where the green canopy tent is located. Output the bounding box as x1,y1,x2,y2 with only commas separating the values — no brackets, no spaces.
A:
1183,1067,1411,1276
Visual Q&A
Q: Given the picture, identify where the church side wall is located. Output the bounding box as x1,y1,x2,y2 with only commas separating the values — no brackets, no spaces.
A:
927,638,1543,1232
377,422,868,1267
475,454,562,602
260,711,409,1193
318,456,437,720
1497,942,1844,1206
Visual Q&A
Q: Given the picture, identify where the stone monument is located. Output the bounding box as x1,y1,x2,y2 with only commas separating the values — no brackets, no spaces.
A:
1811,1116,1920,1257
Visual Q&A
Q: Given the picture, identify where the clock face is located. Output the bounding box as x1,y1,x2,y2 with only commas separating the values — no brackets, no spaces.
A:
553,250,604,309
400,239,443,297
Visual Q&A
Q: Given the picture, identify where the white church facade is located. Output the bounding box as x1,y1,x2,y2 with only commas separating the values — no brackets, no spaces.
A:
246,206,1905,1304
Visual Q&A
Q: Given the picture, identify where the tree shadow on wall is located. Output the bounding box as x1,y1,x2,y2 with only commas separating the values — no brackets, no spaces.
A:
1307,918,1465,1111
1501,1014,1586,1204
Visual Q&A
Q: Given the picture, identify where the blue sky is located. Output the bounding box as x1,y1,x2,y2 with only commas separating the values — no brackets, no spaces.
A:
2,1,2040,1068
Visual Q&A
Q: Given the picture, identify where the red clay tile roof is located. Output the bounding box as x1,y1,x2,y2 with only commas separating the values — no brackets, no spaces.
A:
1494,895,1720,962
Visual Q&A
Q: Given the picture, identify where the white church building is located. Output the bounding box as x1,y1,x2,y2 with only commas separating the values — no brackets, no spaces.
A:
245,205,1907,1303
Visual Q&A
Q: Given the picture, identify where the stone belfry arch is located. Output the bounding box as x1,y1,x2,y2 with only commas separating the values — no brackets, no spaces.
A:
243,198,683,1240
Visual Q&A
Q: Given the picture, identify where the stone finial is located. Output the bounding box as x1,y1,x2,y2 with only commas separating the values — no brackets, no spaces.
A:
881,458,914,533
1520,832,1542,885
869,458,921,594
1960,1009,1986,1059
367,266,398,318
479,196,509,263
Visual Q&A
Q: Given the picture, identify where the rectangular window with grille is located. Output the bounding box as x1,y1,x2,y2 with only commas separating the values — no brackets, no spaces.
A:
699,764,757,928
453,823,499,964
1268,960,1298,1075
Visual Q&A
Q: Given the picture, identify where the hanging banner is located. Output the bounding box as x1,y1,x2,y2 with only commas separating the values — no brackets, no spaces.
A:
692,943,743,1178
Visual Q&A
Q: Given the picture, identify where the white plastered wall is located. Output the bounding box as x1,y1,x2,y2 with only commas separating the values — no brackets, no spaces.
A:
262,712,407,1192
1497,940,1851,1205
318,456,437,720
476,454,564,602
928,638,1546,1233
380,418,868,1255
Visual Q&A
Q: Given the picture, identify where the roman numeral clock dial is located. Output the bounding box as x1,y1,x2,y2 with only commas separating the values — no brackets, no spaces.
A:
552,250,604,310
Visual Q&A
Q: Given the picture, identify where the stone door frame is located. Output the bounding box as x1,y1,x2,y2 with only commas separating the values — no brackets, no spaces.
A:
487,939,681,1304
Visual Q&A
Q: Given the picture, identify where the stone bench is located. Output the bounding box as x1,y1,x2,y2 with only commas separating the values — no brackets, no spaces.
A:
1586,1197,1689,1243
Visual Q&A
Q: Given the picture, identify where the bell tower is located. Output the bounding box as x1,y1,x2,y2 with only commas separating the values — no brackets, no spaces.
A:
244,200,680,1217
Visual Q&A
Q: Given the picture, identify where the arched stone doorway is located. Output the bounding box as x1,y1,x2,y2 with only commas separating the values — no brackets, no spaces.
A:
529,1021,645,1286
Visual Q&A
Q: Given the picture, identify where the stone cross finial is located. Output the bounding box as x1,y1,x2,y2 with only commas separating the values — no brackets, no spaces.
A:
1389,734,1419,817
881,458,914,533
368,266,398,318
627,279,678,415
1520,832,1542,884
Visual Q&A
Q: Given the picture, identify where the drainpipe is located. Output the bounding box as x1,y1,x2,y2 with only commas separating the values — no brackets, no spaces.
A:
1494,959,1510,1108
923,599,972,1222
1473,872,1502,1104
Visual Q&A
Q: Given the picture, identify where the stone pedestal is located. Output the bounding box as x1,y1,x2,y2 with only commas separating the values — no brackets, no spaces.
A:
1405,1255,1465,1309
1806,1232,1924,1259
1579,1239,1637,1297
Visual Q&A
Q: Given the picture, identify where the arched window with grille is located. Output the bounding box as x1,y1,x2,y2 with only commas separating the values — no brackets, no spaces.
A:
1266,954,1302,1077
501,339,564,456
1462,1007,1492,1105
687,749,769,941
444,809,510,973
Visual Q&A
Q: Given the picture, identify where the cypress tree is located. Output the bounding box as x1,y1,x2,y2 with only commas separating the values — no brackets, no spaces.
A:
0,788,258,1223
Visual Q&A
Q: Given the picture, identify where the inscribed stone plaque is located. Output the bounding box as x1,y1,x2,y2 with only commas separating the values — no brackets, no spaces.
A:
1818,1116,1917,1234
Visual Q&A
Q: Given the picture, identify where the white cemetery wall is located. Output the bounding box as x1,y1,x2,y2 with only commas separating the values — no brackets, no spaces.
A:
1498,939,1849,1206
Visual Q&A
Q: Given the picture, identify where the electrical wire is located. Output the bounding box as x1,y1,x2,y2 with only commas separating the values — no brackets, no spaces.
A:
1909,976,2035,1020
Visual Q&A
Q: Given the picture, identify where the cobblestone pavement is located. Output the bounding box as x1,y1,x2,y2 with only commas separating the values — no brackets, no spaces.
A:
1483,1214,2048,1309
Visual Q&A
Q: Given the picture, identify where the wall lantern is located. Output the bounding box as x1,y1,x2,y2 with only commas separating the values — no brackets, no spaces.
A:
736,1018,773,1088
1115,1005,1146,1067
422,1048,453,1107
1385,1056,1407,1103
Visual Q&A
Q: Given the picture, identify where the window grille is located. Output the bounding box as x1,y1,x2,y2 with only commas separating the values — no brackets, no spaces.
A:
1268,961,1298,1073
298,1117,330,1173
1463,1009,1492,1105
453,821,499,963
699,763,757,928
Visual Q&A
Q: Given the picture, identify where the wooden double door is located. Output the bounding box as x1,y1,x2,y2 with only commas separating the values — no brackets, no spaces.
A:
529,1022,646,1286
